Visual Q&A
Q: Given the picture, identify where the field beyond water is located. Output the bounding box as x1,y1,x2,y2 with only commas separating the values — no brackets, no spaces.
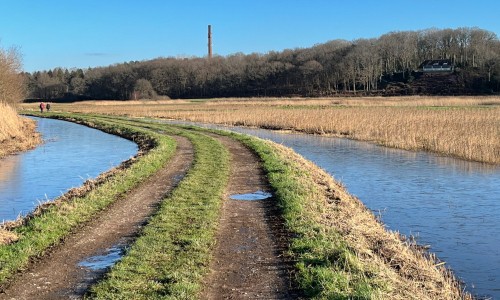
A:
40,96,500,164
1,112,470,299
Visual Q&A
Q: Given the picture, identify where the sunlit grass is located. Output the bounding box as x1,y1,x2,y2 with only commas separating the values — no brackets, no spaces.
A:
0,113,470,299
0,102,40,158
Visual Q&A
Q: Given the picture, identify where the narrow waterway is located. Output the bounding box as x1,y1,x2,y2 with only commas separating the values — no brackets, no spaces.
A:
165,120,500,299
0,117,138,221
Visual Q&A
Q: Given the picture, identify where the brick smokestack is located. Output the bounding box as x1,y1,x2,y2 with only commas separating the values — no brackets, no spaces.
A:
208,25,212,59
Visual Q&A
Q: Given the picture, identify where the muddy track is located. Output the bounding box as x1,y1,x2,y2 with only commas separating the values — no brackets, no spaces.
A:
0,135,194,300
202,134,297,299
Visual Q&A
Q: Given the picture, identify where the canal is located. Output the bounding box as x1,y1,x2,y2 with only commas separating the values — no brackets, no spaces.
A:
0,117,138,221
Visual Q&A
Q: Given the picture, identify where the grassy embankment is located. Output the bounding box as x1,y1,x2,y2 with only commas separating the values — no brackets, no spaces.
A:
214,126,467,299
1,113,468,299
45,96,500,164
233,132,468,299
0,102,40,158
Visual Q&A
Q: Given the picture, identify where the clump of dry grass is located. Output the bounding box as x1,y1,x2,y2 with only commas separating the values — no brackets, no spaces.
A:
0,102,41,158
0,229,18,244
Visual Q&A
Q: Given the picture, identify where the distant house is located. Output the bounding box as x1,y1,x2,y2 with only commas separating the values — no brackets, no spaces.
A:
420,59,454,73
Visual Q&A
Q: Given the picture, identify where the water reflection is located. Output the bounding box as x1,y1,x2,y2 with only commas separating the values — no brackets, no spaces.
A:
79,245,125,271
161,119,500,299
0,117,138,221
0,155,21,183
230,191,272,201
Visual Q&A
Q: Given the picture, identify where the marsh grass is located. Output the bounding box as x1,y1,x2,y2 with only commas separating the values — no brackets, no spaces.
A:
0,102,40,158
44,96,500,164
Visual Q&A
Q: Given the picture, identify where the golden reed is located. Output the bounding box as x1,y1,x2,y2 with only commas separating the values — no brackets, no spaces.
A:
0,102,40,158
41,96,500,164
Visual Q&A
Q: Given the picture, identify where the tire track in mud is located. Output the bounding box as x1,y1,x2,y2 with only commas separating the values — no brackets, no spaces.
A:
202,134,297,299
0,135,194,300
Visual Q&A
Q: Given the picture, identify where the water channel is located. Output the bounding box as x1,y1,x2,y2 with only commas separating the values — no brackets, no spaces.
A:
0,117,138,221
165,120,500,299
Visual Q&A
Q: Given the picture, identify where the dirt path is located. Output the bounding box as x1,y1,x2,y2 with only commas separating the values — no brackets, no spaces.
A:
202,135,296,299
0,136,194,300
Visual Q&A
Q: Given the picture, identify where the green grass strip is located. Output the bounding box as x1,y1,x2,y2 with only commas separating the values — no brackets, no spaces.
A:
237,134,381,299
88,127,230,299
0,114,176,285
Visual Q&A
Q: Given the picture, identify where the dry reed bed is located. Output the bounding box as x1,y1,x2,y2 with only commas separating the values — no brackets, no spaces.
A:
62,96,499,107
0,102,40,158
40,96,500,164
201,95,500,107
269,141,470,299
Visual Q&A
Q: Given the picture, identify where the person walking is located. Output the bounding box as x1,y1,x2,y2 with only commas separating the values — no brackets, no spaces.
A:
46,102,51,112
39,102,45,112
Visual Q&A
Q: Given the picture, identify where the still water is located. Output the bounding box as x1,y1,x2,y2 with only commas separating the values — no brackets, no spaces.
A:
167,120,500,299
0,117,138,221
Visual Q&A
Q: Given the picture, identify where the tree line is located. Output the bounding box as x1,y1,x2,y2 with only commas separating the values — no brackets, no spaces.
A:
23,27,500,101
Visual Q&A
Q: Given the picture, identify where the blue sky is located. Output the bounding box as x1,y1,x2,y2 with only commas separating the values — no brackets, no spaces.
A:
1,0,499,72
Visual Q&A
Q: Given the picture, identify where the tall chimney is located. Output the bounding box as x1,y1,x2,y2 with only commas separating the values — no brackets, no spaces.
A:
208,24,212,59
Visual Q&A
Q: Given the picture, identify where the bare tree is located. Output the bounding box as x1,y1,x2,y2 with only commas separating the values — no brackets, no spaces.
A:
133,78,157,99
0,45,24,104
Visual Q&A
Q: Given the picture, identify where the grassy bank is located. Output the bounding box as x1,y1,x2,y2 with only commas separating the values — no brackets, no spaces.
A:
0,102,40,158
0,113,232,299
42,96,500,164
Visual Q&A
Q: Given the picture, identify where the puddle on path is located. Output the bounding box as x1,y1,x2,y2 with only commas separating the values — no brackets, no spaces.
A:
78,245,125,271
230,190,272,201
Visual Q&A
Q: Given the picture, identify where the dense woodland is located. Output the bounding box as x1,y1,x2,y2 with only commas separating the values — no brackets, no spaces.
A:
24,27,500,101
